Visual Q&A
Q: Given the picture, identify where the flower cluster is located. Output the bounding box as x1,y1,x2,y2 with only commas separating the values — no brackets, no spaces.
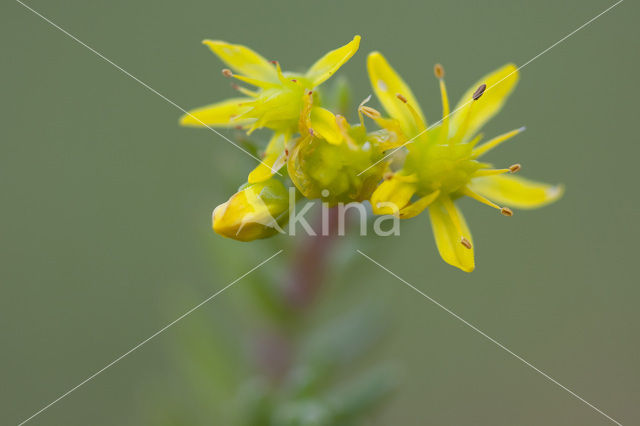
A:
181,36,563,272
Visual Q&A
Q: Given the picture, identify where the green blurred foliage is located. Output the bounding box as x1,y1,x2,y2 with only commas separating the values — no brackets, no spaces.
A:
145,251,397,425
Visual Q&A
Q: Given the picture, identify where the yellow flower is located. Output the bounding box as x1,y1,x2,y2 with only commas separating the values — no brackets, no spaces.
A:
286,92,390,204
367,53,563,272
212,177,292,242
180,36,361,184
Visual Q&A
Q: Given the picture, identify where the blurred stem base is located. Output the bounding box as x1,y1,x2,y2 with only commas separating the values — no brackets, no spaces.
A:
254,207,340,384
284,207,341,311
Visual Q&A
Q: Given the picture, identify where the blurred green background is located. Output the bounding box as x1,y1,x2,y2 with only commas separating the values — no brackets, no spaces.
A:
2,0,638,424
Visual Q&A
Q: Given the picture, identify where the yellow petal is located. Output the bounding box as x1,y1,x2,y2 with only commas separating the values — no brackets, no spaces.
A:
429,200,475,272
202,40,278,82
247,154,278,183
310,107,342,145
471,127,525,158
399,190,440,219
451,63,519,140
370,177,417,215
247,134,286,183
306,36,361,87
367,52,426,138
180,97,254,127
469,174,563,209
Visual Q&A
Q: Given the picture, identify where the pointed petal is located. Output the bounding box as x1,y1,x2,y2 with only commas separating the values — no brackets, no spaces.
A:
367,52,426,137
180,97,254,127
429,200,475,272
451,63,519,140
306,36,361,87
472,127,525,158
370,177,417,215
247,134,286,183
247,153,281,183
310,107,342,145
203,40,278,82
469,174,564,209
398,190,440,219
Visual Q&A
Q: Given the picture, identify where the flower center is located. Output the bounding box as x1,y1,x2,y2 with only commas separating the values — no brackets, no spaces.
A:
406,141,481,196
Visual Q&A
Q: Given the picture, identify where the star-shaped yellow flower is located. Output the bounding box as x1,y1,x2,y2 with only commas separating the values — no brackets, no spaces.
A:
367,52,563,272
180,36,361,184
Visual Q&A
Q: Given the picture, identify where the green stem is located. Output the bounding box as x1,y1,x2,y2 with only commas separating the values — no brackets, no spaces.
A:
255,207,340,383
284,207,340,310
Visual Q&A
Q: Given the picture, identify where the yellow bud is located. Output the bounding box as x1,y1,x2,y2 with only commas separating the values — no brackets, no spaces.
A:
212,178,290,241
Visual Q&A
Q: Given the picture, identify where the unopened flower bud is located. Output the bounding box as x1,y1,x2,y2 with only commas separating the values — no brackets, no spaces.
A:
212,177,290,241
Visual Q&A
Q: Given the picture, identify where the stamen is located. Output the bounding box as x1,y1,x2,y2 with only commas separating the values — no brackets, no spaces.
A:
360,106,381,119
434,64,451,143
357,95,373,126
272,60,288,84
396,93,426,132
359,96,405,146
433,63,445,79
451,84,485,145
463,187,501,210
460,237,472,249
231,83,258,97
230,73,276,89
463,188,513,218
359,94,372,107
222,68,233,77
473,83,487,100
472,168,511,177
472,127,525,158
500,207,514,217
509,163,521,173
